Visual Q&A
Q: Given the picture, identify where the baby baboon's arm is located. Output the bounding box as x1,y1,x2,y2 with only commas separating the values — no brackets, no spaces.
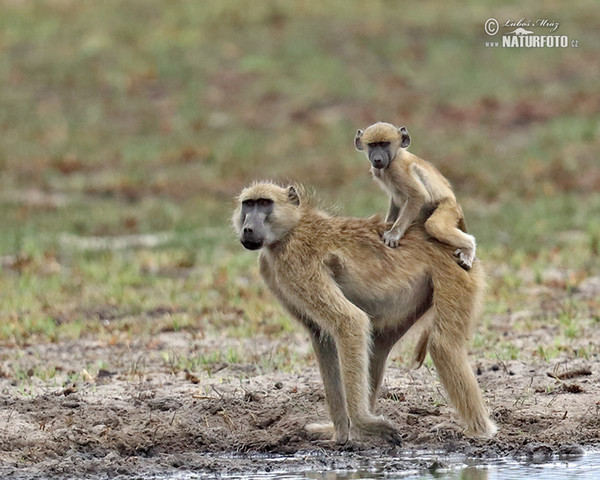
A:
383,164,431,248
385,198,401,224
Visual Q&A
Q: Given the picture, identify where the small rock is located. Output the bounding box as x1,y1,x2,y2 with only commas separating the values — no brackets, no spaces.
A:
244,391,260,402
147,397,182,411
518,443,554,462
561,383,584,394
558,444,584,457
405,414,419,425
428,461,446,473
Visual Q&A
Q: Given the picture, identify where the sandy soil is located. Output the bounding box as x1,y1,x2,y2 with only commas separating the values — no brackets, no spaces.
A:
0,322,598,479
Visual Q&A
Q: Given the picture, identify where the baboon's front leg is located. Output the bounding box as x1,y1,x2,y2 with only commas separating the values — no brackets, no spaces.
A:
334,325,402,445
305,323,350,443
262,261,351,443
294,273,402,444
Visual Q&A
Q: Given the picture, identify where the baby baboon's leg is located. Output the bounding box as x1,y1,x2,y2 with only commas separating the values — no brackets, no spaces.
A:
305,323,350,443
424,200,476,269
427,325,496,437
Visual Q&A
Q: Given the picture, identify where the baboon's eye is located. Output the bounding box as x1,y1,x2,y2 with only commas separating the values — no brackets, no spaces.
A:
244,199,255,207
258,198,273,207
368,142,390,148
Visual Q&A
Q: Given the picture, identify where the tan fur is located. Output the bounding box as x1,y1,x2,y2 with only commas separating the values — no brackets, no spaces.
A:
357,122,476,269
233,182,496,443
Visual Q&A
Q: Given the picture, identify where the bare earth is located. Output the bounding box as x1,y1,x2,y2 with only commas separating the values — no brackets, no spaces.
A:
1,317,598,479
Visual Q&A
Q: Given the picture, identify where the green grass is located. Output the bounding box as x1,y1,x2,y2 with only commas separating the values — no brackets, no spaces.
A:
0,1,599,373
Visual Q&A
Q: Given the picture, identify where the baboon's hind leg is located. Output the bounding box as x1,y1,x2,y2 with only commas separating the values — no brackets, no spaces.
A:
428,327,496,437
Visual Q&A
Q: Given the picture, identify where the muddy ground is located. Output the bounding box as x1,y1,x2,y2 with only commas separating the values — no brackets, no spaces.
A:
0,321,599,479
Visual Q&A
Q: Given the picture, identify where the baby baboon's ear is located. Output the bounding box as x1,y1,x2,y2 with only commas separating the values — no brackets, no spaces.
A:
287,186,300,206
398,126,410,148
354,129,364,151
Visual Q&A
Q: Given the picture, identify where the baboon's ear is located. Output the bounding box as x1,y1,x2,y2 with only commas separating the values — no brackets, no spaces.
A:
287,186,300,206
354,129,364,151
399,126,410,148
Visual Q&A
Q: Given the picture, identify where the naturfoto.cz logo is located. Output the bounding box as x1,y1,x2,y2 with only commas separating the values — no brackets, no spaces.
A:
484,17,579,48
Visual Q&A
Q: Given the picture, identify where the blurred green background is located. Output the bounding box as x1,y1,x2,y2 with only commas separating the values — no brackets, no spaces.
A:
1,1,599,354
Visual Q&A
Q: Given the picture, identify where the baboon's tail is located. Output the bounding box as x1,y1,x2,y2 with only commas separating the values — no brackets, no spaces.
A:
412,329,429,368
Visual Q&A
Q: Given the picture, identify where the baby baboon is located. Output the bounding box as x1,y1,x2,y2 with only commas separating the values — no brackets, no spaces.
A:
233,181,496,444
355,122,476,270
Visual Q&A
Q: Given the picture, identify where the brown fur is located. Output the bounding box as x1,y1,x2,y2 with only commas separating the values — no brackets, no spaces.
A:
356,122,476,269
233,182,496,443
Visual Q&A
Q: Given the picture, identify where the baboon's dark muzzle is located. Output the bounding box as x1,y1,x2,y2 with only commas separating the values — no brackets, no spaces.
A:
241,227,264,250
241,238,264,250
372,158,385,169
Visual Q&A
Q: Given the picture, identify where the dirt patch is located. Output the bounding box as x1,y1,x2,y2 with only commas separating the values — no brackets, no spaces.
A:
0,332,598,479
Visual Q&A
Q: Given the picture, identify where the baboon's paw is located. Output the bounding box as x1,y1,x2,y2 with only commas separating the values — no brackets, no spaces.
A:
465,418,498,438
355,416,402,446
306,421,351,444
432,417,497,439
454,249,473,270
429,420,464,435
382,230,402,248
305,422,334,438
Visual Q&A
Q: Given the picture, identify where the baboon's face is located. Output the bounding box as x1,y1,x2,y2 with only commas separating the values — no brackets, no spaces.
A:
367,142,393,170
234,184,301,250
238,198,274,250
354,123,411,170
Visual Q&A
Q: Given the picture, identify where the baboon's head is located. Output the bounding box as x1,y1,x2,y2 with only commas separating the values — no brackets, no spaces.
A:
233,182,301,250
354,122,410,170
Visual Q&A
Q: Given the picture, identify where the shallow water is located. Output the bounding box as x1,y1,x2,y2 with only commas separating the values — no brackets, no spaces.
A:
302,454,600,480
183,451,600,480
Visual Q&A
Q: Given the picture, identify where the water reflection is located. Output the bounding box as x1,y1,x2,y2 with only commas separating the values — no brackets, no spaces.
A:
305,462,490,480
253,452,599,480
188,452,600,480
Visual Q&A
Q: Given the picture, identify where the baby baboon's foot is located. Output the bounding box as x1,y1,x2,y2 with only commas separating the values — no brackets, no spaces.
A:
382,230,402,248
454,249,474,270
455,234,477,270
354,416,402,446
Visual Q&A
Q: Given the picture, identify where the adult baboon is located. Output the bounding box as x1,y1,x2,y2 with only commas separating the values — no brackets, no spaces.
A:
233,182,495,444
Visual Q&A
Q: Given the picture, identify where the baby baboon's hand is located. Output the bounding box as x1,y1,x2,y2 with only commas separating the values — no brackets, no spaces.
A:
382,229,402,248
